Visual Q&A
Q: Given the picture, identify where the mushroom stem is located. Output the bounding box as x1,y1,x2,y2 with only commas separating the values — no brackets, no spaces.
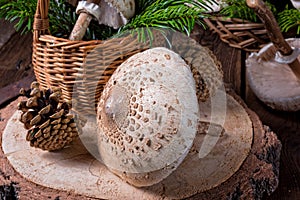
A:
69,0,101,41
69,12,93,41
246,0,300,79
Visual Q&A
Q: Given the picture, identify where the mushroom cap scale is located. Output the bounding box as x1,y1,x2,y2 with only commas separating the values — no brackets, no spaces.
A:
104,0,135,19
98,0,135,29
97,47,199,180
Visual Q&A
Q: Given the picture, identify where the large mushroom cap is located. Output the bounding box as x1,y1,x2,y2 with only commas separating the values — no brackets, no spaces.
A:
246,39,300,111
97,47,199,186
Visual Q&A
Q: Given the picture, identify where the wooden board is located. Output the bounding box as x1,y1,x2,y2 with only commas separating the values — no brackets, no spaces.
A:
2,91,280,199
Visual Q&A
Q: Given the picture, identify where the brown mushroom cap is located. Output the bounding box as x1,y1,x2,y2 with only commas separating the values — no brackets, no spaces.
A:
246,39,300,111
97,47,199,186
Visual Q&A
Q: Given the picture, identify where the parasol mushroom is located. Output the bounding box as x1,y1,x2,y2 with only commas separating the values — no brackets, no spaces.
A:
69,0,135,40
96,47,199,187
246,0,300,111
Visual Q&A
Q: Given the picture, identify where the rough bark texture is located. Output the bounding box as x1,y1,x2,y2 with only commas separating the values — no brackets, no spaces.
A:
245,84,300,200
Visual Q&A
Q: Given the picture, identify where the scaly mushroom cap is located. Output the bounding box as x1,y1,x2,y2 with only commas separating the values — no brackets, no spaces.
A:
97,47,199,187
75,0,135,29
246,39,300,111
99,0,135,29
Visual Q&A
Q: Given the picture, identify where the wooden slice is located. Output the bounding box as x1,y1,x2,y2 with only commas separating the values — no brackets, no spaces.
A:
2,90,280,199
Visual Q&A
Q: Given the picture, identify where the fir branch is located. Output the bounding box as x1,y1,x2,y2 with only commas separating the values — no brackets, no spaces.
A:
0,0,115,40
278,5,300,34
120,0,213,38
135,0,157,15
48,0,77,38
0,0,215,41
220,0,276,22
0,0,36,34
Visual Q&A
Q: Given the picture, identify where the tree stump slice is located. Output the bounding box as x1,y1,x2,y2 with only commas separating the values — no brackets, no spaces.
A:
2,90,281,199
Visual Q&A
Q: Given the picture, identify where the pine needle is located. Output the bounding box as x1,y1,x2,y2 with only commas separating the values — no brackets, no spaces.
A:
278,5,300,34
0,0,216,41
0,0,36,34
119,0,214,42
220,0,276,23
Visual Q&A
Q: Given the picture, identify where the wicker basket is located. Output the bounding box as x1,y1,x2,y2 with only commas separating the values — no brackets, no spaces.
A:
32,0,145,114
204,16,270,52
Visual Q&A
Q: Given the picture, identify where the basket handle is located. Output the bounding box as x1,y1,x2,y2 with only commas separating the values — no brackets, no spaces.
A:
33,0,50,42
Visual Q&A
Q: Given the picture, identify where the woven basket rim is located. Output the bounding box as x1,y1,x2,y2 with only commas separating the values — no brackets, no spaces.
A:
204,15,269,52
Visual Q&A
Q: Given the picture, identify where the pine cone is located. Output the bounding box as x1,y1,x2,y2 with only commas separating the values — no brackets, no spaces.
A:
17,81,85,151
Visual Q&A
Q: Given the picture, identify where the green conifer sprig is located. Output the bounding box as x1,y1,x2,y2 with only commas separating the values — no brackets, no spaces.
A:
219,0,276,22
219,0,300,35
0,0,214,40
119,0,215,42
278,5,300,34
0,0,36,34
0,0,116,40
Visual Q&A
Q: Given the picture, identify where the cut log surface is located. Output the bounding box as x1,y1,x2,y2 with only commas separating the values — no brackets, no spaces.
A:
1,89,281,199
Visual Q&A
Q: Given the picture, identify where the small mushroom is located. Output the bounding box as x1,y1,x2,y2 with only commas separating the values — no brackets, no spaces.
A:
69,0,135,40
246,0,300,111
97,47,199,187
20,110,35,123
49,92,61,103
50,109,64,119
30,114,42,126
19,88,30,97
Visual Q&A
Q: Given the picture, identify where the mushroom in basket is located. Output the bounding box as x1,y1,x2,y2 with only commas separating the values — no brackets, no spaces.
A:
69,0,135,40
